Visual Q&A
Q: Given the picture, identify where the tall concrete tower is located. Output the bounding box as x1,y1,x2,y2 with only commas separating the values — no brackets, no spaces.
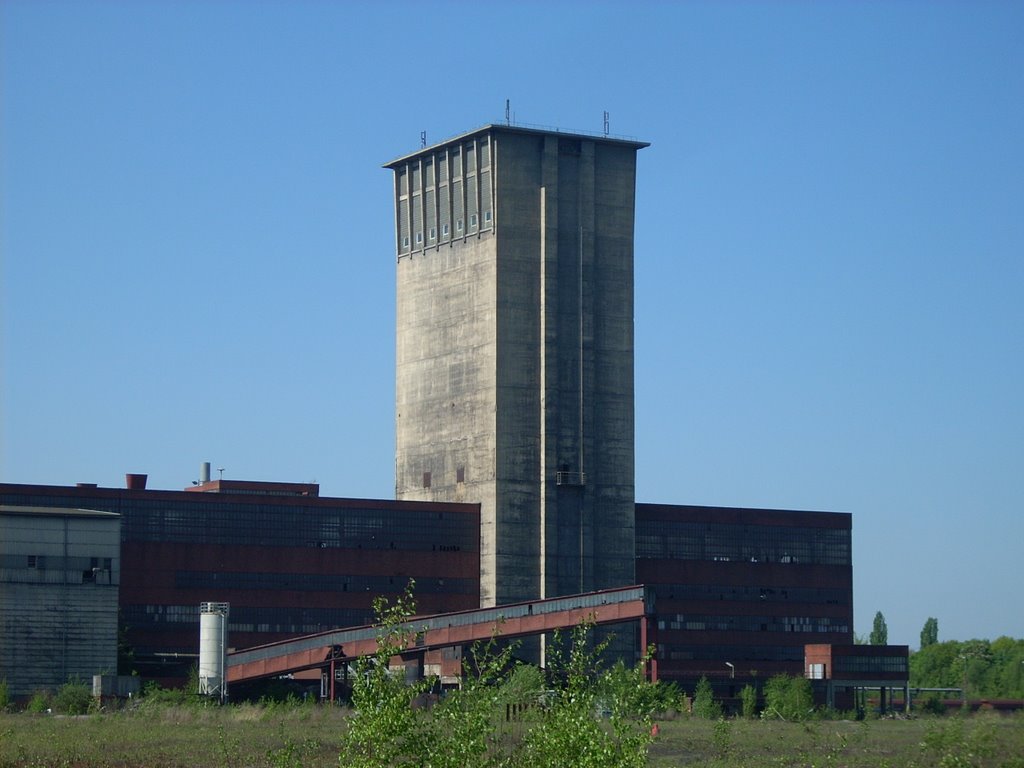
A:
387,125,647,608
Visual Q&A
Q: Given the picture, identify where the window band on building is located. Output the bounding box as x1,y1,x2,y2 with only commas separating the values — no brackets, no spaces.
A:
394,132,494,260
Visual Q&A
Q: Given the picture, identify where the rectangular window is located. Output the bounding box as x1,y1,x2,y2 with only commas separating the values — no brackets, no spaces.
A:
403,236,410,248
456,467,465,483
429,227,436,241
422,472,431,489
415,231,423,245
442,223,449,237
484,210,492,224
456,219,464,232
470,213,478,228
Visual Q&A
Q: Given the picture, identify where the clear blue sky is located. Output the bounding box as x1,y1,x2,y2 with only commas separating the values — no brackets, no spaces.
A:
3,1,1021,649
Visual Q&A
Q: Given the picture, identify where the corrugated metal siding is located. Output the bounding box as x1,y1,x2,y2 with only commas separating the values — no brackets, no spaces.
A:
1,512,119,697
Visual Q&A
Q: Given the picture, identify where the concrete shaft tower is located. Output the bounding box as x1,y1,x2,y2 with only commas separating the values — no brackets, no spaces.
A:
387,125,647,608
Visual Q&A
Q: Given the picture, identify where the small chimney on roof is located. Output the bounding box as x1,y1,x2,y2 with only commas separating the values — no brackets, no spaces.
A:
125,473,148,490
200,462,211,484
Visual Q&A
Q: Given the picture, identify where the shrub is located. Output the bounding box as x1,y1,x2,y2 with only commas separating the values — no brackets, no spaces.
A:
53,679,93,715
0,678,8,712
497,660,546,707
516,623,652,768
338,586,655,768
712,717,732,756
599,660,682,719
337,582,431,768
140,680,193,708
739,683,758,718
918,692,947,716
692,676,722,719
25,690,50,713
763,674,814,721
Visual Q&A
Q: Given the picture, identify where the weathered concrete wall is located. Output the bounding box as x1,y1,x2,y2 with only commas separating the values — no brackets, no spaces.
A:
392,126,643,609
395,231,499,602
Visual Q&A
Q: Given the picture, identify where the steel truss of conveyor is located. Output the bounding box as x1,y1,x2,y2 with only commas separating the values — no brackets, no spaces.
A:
227,585,655,688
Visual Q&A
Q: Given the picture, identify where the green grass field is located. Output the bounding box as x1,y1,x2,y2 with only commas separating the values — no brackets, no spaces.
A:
1,705,1022,767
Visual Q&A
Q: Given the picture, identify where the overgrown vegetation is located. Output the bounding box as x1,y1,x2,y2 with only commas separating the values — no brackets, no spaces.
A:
52,679,93,715
3,598,1023,767
911,637,1024,699
762,674,814,721
692,676,722,719
739,683,758,718
3,707,1022,768
337,580,659,767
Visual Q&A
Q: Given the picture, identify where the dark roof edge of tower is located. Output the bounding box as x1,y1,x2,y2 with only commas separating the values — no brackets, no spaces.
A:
383,123,650,168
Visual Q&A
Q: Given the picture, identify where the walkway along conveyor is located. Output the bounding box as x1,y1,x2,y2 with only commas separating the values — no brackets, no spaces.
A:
227,584,655,697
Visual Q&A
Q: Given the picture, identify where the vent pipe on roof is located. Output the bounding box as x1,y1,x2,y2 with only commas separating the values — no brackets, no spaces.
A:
200,462,211,484
125,474,148,490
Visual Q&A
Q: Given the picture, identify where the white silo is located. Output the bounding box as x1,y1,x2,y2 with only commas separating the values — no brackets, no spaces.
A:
198,602,230,702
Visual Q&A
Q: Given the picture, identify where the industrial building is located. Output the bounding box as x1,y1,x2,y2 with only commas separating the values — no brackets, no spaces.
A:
0,505,120,697
388,124,646,609
0,479,480,684
0,479,853,694
637,503,853,691
1,123,865,698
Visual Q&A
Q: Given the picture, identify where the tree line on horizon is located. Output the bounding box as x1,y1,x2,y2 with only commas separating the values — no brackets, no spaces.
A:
868,613,1024,699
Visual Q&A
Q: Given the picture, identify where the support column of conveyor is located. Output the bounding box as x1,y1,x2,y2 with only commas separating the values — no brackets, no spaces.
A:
228,585,653,685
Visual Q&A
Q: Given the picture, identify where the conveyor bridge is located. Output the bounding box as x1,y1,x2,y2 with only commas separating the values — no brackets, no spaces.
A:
227,585,654,689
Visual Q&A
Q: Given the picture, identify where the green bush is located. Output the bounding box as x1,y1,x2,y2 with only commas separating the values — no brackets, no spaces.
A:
918,692,947,716
692,676,722,719
599,660,682,719
337,582,433,768
762,674,814,721
25,690,50,713
337,584,655,768
0,678,8,712
53,679,93,715
516,624,652,768
739,683,758,718
921,716,998,767
497,661,546,707
711,717,732,756
140,681,193,708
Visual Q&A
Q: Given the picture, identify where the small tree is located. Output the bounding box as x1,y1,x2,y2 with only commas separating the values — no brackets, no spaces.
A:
337,581,430,768
518,622,653,768
739,683,758,718
870,611,888,645
692,676,721,719
600,659,682,719
763,674,814,721
920,617,938,649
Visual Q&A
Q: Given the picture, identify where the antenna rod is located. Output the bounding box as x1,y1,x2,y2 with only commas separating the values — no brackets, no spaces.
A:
420,130,427,148
505,99,511,126
603,111,609,136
